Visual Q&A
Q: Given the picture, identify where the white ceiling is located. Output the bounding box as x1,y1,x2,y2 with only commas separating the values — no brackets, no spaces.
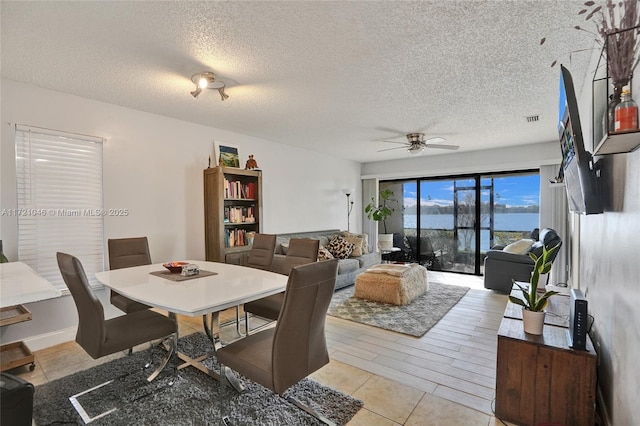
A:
1,1,596,163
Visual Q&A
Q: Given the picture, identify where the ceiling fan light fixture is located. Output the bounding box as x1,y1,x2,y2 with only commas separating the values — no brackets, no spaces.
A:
408,145,424,155
190,72,229,101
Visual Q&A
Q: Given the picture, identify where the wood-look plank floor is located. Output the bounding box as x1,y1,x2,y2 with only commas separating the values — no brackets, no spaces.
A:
321,271,509,424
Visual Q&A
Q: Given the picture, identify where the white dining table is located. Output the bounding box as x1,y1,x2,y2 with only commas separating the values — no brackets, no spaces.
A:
95,260,287,390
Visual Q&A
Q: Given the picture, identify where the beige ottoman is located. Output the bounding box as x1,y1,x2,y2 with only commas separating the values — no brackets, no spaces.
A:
354,263,428,305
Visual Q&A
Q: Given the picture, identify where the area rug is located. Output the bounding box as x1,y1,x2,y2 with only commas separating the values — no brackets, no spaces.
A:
327,282,470,337
33,332,363,426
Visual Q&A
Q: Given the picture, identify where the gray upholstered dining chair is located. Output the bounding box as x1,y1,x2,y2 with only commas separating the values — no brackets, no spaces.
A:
243,238,319,334
57,252,177,377
108,237,152,313
246,233,276,270
218,259,339,426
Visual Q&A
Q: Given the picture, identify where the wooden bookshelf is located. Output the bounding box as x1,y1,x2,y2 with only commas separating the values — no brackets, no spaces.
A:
203,166,262,263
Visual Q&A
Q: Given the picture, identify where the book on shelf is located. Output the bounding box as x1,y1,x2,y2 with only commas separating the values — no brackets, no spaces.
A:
223,178,256,200
225,228,250,247
225,206,256,224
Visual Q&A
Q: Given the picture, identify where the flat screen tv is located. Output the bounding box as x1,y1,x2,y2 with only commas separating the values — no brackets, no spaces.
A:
558,65,603,214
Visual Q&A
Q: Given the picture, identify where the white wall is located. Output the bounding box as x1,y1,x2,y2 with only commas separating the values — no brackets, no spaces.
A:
571,64,640,425
361,141,561,180
0,79,361,348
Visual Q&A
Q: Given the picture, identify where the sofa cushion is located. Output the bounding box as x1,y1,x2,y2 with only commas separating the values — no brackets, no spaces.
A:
342,232,364,257
357,252,382,269
337,258,359,274
318,245,334,261
503,239,534,255
328,236,354,259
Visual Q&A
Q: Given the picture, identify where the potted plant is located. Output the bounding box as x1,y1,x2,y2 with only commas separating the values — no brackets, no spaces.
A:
365,189,396,250
508,243,561,335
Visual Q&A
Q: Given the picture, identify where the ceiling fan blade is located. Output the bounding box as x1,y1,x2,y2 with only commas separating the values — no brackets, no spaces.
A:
424,137,446,144
377,146,408,152
381,140,409,145
424,144,460,150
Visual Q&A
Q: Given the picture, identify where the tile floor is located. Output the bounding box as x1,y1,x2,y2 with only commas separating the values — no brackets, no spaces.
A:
10,271,516,425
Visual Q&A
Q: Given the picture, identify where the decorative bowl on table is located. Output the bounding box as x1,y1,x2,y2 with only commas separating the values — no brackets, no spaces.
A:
163,261,189,273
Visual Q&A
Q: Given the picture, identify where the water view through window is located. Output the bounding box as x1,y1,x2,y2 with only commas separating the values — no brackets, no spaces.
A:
381,171,539,275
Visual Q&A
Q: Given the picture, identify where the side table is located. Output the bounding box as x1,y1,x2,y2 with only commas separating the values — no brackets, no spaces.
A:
0,262,62,372
380,247,401,263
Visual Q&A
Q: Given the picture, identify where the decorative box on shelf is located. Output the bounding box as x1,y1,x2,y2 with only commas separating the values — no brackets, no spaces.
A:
591,25,640,156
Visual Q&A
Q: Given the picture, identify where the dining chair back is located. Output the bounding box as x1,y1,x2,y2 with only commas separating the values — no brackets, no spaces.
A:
108,237,152,313
279,238,320,275
243,238,320,333
246,233,276,270
57,252,177,361
218,259,339,425
57,252,177,423
108,236,152,270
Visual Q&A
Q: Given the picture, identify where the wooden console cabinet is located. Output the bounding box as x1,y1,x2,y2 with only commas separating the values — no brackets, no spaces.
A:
495,317,597,426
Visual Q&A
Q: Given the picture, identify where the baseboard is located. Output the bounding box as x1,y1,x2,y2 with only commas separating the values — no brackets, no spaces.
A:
22,327,76,351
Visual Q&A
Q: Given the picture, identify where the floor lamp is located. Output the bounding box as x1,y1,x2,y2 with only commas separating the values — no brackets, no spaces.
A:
342,188,355,232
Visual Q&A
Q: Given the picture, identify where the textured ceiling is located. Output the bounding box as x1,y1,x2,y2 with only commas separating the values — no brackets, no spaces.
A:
1,1,596,163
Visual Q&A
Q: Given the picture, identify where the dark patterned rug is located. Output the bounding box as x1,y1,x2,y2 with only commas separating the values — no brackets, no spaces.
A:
33,332,362,425
327,282,470,337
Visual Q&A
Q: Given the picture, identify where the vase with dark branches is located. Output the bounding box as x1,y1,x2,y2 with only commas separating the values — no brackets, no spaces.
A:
543,0,639,103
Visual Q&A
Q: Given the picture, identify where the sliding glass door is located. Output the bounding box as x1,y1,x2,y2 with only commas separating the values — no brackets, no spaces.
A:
381,171,539,275
418,178,477,273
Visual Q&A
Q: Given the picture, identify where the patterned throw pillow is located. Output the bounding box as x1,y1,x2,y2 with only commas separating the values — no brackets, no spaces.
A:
328,236,354,259
317,245,335,261
361,233,369,253
342,232,364,257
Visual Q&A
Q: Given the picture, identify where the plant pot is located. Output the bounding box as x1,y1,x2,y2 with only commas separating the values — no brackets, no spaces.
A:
534,273,550,293
522,309,545,335
377,233,394,250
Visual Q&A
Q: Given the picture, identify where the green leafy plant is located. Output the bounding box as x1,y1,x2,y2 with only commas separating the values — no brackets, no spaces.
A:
365,189,396,233
509,243,561,312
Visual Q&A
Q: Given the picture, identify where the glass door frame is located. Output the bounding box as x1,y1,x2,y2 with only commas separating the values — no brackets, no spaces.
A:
380,168,539,276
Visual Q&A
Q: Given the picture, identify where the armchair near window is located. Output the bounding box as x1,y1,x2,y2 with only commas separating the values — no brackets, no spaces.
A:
483,228,562,293
386,233,413,262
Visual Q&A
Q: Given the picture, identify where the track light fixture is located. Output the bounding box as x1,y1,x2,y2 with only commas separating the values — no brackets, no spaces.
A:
190,72,229,101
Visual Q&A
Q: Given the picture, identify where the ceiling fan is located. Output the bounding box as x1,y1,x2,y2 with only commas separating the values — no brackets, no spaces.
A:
378,133,459,155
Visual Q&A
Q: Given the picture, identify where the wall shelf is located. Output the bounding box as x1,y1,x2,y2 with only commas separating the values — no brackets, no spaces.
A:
591,25,640,156
593,130,640,156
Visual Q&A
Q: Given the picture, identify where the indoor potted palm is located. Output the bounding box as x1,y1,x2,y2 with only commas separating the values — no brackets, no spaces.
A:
508,243,561,335
365,189,396,250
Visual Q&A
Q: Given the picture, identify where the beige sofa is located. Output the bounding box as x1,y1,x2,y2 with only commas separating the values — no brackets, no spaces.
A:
271,229,381,290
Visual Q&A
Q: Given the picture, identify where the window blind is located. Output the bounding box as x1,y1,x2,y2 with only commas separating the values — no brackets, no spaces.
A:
15,125,104,289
